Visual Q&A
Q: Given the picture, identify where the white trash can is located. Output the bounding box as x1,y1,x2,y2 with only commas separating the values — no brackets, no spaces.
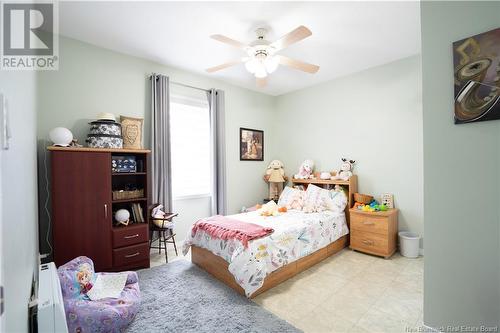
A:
398,231,420,258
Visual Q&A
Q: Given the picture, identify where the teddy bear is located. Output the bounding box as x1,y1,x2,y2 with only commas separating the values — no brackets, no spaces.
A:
331,158,355,181
293,159,315,179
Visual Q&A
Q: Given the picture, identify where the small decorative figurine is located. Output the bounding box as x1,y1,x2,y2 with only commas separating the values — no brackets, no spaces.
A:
381,193,394,209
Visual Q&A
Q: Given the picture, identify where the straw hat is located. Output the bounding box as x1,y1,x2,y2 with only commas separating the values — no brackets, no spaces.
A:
97,112,116,121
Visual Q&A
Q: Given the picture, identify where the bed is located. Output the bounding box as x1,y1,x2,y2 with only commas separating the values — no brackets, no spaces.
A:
184,175,358,298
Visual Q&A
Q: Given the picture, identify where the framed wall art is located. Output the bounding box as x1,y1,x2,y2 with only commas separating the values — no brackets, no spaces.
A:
453,28,500,124
240,128,263,161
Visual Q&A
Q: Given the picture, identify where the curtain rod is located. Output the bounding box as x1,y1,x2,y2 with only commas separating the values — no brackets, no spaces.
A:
149,74,210,92
170,81,210,93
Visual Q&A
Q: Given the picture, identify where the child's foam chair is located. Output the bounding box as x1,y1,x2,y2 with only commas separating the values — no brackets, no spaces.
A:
57,256,141,333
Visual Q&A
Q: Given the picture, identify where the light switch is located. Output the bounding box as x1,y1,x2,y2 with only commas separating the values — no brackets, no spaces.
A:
0,94,10,150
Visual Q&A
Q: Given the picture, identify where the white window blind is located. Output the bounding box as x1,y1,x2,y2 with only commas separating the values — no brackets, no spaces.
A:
170,94,211,199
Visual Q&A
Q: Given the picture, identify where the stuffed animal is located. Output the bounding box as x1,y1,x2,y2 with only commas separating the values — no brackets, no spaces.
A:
264,160,286,200
259,200,280,217
332,158,355,181
294,159,315,179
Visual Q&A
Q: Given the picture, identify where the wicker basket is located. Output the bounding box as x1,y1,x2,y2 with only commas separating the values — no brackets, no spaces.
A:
354,193,374,204
112,189,144,200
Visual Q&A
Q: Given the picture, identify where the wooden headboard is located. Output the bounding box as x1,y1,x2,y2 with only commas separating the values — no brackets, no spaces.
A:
290,173,358,225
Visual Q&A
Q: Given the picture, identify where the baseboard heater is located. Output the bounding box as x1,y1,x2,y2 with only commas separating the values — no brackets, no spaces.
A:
37,262,68,333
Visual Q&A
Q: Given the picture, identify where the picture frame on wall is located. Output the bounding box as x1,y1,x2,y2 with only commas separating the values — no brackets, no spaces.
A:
453,27,500,124
240,128,264,161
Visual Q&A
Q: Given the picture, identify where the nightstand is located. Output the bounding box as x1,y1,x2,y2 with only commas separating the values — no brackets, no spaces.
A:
349,208,398,259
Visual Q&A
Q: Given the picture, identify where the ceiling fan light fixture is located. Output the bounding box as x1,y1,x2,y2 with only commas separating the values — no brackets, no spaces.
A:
264,56,279,73
245,58,258,74
207,25,319,87
254,67,267,78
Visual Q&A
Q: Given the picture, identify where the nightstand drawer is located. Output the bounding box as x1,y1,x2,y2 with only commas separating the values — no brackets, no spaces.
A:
350,214,388,235
351,230,388,254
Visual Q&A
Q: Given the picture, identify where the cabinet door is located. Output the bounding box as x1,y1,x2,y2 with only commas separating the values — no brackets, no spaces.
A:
52,151,112,271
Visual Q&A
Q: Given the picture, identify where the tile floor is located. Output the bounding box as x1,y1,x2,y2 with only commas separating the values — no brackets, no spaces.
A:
254,249,423,333
150,245,184,267
149,242,423,333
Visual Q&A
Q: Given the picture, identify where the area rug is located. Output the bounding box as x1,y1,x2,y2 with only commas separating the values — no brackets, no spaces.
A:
127,259,301,333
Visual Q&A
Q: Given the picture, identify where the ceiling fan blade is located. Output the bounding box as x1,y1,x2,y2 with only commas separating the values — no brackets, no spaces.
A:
277,55,319,74
270,26,312,52
205,60,243,73
210,34,248,50
256,77,267,88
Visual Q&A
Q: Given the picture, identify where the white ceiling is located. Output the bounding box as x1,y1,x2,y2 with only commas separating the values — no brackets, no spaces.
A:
59,1,421,96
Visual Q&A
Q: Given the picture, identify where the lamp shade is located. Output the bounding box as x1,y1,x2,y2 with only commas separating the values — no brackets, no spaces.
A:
49,127,73,147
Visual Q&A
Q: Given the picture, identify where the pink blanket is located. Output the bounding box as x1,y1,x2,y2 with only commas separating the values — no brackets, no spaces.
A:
191,215,274,248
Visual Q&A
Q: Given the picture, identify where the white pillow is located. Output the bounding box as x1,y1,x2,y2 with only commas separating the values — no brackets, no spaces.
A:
302,184,330,213
278,186,305,210
325,189,348,213
302,184,348,213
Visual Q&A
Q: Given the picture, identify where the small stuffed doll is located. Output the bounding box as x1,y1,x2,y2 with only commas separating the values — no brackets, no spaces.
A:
151,204,167,219
294,159,315,179
264,160,286,200
332,158,355,181
76,263,94,295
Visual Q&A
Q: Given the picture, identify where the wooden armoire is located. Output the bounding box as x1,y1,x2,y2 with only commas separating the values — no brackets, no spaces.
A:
49,147,151,271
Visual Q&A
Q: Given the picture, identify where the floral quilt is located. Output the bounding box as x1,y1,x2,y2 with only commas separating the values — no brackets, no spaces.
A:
183,209,349,296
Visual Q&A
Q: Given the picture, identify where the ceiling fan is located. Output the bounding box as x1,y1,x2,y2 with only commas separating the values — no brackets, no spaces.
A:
206,26,320,87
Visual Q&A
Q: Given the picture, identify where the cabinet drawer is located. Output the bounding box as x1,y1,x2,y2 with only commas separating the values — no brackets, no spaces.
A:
350,214,388,235
112,224,148,248
113,242,149,267
351,230,388,255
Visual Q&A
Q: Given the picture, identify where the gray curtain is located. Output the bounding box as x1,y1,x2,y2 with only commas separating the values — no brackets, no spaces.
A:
150,74,172,211
207,89,227,215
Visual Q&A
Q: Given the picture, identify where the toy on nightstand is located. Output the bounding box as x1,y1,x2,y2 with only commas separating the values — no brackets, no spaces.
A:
293,159,315,179
381,193,394,208
358,199,388,212
331,158,355,181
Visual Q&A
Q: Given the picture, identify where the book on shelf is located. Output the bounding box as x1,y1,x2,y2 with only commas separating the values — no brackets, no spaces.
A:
137,204,144,223
130,203,144,223
130,204,137,223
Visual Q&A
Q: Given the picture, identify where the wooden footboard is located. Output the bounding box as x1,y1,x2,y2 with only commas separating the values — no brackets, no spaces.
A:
191,234,348,298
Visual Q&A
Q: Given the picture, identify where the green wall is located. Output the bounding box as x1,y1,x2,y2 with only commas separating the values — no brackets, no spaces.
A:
37,37,277,253
275,55,423,249
421,1,500,327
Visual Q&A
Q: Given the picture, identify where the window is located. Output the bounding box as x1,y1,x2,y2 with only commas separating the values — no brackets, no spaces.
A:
170,94,211,198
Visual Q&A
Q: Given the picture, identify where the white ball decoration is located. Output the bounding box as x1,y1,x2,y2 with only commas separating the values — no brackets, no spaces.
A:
49,127,73,147
115,209,130,223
